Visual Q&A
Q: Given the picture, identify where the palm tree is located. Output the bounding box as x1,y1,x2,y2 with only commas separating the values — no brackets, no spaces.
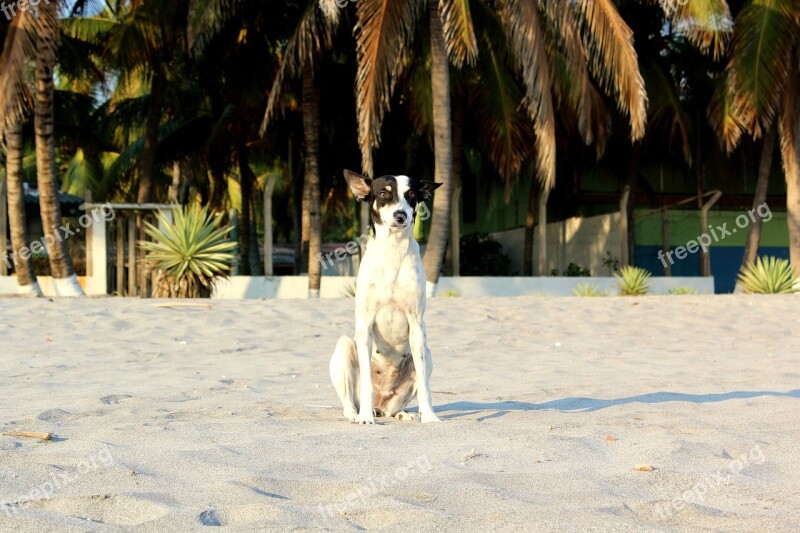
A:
724,0,800,275
260,0,340,297
354,0,648,289
35,5,85,295
4,121,42,296
1,1,84,295
1,14,42,295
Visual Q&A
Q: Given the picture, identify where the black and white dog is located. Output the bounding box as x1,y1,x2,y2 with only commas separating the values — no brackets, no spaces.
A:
329,170,442,424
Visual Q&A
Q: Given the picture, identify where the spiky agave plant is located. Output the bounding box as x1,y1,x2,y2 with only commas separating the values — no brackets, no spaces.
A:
573,283,608,297
141,205,237,298
737,256,799,294
615,266,652,296
669,286,698,295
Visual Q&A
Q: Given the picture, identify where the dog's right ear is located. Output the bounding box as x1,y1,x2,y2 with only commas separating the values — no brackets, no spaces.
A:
344,170,372,201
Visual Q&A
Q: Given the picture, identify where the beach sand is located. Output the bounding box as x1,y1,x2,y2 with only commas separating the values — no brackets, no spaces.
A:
0,295,798,531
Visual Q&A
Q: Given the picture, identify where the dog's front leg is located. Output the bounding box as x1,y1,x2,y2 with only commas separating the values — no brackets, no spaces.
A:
353,323,375,424
408,318,440,423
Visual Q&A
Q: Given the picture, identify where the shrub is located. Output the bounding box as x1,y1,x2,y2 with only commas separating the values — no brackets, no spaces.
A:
615,266,652,296
141,205,237,298
737,256,799,294
669,286,697,295
573,283,608,297
459,233,512,276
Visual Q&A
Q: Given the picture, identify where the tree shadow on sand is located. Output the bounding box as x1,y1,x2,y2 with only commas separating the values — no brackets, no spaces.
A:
434,389,800,419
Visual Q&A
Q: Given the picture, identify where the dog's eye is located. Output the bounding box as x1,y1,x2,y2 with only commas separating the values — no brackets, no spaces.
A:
378,191,390,199
407,191,416,199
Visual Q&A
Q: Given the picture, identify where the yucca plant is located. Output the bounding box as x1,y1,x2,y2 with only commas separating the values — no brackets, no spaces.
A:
737,256,799,294
141,205,237,298
669,286,698,295
341,281,357,298
615,266,652,296
573,283,608,297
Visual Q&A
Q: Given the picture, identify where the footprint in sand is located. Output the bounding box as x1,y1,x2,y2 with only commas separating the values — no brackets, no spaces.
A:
37,408,73,422
25,495,168,526
199,509,222,526
198,504,283,526
100,394,133,405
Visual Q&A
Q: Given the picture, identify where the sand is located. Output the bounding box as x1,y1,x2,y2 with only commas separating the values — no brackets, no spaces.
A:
0,295,798,532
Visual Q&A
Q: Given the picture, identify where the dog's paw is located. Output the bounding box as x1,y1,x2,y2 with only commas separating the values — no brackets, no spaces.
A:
343,409,359,422
394,411,416,422
420,412,441,423
353,412,375,425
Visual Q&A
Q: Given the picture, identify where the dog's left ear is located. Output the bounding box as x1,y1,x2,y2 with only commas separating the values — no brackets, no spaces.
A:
419,181,443,202
344,170,372,201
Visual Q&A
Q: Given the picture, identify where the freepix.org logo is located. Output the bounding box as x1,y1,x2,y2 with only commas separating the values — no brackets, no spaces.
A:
1,0,52,21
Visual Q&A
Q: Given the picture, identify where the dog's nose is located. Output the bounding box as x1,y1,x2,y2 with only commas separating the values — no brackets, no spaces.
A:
393,211,408,225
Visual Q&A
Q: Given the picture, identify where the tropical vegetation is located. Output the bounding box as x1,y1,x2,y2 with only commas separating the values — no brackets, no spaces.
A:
141,205,237,298
737,255,799,294
1,0,799,297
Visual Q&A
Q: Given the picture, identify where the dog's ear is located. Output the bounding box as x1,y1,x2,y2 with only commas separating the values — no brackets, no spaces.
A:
419,181,443,201
344,170,372,201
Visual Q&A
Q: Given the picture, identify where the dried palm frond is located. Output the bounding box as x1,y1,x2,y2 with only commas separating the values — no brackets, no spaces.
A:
353,0,423,177
438,0,478,67
497,0,556,189
260,0,341,135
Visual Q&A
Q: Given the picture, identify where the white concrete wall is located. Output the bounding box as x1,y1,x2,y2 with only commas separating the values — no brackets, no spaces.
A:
1,274,713,298
210,275,714,299
542,212,624,276
0,275,94,297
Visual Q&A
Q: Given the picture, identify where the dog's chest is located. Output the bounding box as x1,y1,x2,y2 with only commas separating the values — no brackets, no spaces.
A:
359,242,424,306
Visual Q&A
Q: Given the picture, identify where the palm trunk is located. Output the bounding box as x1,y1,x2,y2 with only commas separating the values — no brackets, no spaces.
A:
422,1,452,294
288,136,303,275
624,142,641,266
237,140,254,275
780,84,800,277
35,35,84,296
248,193,263,275
5,121,41,295
137,69,166,203
448,90,463,277
524,176,537,276
742,126,776,268
302,63,322,297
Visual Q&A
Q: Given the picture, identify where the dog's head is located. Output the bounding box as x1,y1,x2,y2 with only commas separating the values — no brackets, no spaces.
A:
344,170,442,231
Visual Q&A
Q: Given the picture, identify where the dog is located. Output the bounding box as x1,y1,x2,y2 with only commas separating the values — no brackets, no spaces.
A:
329,170,443,424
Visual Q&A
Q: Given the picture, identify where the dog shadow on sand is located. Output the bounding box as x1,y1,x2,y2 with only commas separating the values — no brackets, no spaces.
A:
433,389,800,420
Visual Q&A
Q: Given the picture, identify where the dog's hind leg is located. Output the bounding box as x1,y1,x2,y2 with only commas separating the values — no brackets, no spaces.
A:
330,336,360,421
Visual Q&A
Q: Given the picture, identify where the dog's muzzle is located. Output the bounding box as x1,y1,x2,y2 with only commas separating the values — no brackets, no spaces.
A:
393,210,409,226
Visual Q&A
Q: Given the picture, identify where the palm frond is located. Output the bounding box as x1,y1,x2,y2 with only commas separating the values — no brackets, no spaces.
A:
260,0,341,135
663,0,732,60
497,0,556,188
644,59,692,165
707,73,744,153
0,3,62,135
473,35,534,198
546,4,611,157
438,0,478,67
729,0,799,136
187,0,248,54
353,0,422,177
572,0,648,141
